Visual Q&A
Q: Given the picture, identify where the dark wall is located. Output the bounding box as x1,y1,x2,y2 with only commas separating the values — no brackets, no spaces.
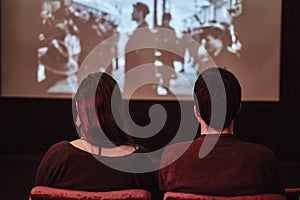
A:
1,0,300,199
277,0,300,161
0,99,287,158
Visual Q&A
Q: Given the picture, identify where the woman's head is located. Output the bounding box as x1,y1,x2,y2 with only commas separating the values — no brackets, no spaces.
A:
74,72,134,147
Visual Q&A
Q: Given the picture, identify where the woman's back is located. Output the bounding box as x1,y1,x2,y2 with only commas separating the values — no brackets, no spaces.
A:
35,141,158,193
34,72,162,199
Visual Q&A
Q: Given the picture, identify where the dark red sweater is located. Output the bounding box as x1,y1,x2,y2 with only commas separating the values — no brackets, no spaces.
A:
159,134,285,196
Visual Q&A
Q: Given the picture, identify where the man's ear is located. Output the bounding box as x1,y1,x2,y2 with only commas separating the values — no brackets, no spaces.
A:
194,105,201,123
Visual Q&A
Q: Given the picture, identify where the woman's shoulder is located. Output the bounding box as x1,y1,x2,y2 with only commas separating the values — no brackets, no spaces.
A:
48,140,70,150
43,141,74,157
37,141,74,169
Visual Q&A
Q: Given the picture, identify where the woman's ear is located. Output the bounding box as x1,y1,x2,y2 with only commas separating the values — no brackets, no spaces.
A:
194,105,201,123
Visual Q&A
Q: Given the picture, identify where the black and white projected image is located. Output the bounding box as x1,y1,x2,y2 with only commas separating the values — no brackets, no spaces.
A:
36,0,245,100
1,0,281,101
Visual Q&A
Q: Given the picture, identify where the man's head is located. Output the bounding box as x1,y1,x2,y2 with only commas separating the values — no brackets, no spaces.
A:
201,26,226,57
132,2,149,22
193,67,241,131
162,13,171,27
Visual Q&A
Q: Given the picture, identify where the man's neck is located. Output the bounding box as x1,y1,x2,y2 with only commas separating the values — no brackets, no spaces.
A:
137,19,145,27
202,130,233,135
200,121,234,135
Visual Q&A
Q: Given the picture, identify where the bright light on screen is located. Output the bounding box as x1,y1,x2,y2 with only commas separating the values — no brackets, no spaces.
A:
1,0,281,101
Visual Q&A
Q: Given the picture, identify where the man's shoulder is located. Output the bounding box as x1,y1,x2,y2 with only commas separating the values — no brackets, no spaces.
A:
161,140,196,161
238,140,276,158
163,140,193,153
159,141,194,168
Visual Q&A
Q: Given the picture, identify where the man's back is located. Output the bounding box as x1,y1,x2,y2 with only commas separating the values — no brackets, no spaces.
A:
159,134,285,196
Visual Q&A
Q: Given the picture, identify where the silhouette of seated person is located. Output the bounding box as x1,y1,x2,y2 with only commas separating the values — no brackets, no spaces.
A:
159,67,285,196
34,72,161,199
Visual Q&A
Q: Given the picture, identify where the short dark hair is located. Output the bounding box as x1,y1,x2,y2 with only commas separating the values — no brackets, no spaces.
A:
133,2,150,18
74,72,135,147
202,26,224,40
162,13,171,21
201,26,231,46
193,67,241,130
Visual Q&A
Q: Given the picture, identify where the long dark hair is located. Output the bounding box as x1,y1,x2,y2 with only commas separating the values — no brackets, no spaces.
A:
74,72,135,147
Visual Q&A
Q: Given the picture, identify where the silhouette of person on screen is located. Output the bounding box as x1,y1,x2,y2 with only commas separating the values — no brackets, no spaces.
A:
159,67,285,196
34,72,161,199
156,13,178,93
124,2,157,99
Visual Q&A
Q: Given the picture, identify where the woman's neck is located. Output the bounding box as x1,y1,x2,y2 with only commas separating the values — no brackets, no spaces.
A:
70,139,137,157
101,145,137,157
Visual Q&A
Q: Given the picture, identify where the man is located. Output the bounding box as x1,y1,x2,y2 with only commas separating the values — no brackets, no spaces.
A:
199,25,240,70
159,67,285,196
157,13,179,91
124,2,157,98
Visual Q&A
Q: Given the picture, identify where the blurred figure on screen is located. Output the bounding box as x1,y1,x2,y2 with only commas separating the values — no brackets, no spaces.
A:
124,2,157,99
52,22,81,63
159,67,285,196
198,25,240,70
70,11,103,67
38,39,78,94
156,13,179,93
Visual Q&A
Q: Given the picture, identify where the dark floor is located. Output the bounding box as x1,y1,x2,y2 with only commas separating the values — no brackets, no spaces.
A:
1,154,299,200
1,154,41,200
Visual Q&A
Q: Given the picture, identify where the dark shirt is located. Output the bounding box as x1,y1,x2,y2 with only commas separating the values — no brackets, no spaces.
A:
203,47,241,70
35,141,161,199
125,21,155,72
124,21,157,98
212,48,240,69
157,25,178,67
159,134,285,196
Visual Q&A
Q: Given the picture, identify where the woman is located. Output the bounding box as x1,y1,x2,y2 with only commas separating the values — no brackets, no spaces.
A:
34,72,160,198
